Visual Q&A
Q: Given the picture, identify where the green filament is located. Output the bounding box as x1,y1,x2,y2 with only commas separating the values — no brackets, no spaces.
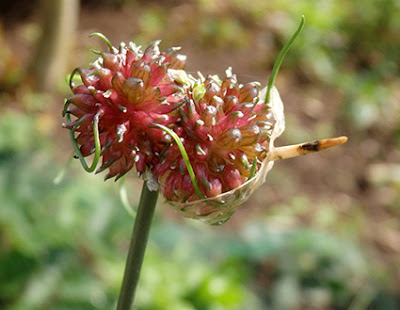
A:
154,124,206,200
89,32,113,51
66,111,101,173
249,157,258,180
265,15,305,104
67,67,81,91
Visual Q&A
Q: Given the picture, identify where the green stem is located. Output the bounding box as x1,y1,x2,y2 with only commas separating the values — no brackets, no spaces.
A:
116,181,159,310
265,15,305,104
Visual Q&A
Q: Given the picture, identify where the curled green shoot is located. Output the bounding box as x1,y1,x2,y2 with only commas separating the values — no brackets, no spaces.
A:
66,112,101,173
68,67,81,91
90,49,103,55
154,124,205,200
249,157,258,180
265,15,305,104
89,32,113,51
62,98,70,117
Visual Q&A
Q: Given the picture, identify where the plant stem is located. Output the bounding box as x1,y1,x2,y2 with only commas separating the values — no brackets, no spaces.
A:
116,181,159,310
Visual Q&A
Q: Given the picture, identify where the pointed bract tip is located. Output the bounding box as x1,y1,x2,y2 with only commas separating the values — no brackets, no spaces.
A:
268,136,348,161
315,136,348,150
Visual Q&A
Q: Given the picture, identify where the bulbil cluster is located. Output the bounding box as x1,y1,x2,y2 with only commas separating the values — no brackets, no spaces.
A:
64,38,187,180
154,71,277,203
64,21,348,224
63,35,284,224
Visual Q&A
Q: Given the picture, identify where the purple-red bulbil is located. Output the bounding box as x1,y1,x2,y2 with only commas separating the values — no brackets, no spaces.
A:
64,40,187,180
154,71,278,203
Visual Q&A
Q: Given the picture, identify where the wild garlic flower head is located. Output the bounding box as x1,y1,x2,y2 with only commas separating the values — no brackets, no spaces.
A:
153,69,285,224
63,19,347,225
63,36,187,180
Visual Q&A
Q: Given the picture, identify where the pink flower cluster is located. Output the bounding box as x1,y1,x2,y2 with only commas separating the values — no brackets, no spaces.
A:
64,36,282,223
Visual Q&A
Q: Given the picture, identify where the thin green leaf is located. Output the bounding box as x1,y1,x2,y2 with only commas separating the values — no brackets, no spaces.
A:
265,15,305,104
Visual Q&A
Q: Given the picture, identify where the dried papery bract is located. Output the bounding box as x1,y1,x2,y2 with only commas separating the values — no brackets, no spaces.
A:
268,136,348,161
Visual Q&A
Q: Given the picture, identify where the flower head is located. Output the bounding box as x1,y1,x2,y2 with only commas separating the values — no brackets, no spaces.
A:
63,20,347,226
63,35,187,179
153,69,285,224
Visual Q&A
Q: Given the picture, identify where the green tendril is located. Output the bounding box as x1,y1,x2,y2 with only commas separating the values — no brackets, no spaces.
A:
119,176,136,218
68,67,81,90
89,32,113,51
154,124,206,200
90,49,103,55
265,15,305,104
249,157,258,180
62,99,70,117
66,112,101,173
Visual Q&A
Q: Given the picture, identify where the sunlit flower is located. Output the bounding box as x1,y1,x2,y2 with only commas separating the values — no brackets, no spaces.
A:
63,36,187,179
63,24,347,225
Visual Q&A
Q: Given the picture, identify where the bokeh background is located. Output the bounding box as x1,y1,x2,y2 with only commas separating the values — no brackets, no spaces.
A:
1,0,400,309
